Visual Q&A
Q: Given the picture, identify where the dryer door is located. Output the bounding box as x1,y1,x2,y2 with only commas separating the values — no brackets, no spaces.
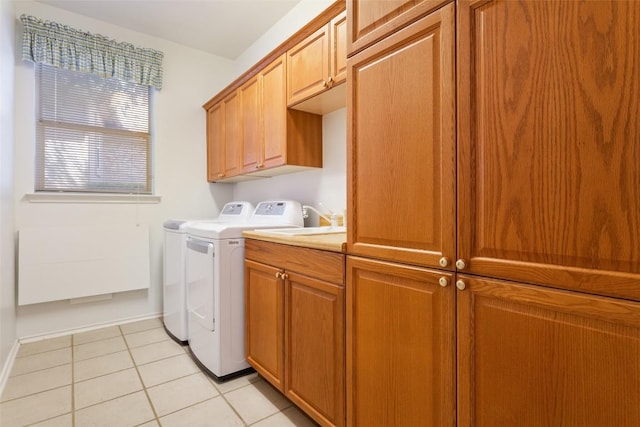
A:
186,237,215,332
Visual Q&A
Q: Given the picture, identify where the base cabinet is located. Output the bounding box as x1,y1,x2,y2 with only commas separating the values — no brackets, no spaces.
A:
245,259,284,389
457,275,640,426
245,239,346,427
346,256,455,426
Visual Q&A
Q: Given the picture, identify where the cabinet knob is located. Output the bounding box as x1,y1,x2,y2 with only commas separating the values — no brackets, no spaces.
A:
217,173,225,178
275,272,282,279
439,257,449,267
438,277,448,287
327,76,334,86
281,273,289,280
455,280,466,291
456,259,467,270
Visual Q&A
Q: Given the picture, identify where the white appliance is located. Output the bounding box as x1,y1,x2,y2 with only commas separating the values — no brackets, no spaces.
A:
185,200,304,381
162,202,254,344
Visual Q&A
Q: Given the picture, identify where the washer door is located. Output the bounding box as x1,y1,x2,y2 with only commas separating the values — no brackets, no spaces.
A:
186,237,215,332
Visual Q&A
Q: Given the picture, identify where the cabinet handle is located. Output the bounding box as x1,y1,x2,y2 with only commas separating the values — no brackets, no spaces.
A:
439,257,449,268
456,259,467,270
217,173,225,178
456,280,466,291
438,277,448,287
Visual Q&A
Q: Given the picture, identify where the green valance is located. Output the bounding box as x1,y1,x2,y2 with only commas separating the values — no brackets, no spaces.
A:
20,14,164,89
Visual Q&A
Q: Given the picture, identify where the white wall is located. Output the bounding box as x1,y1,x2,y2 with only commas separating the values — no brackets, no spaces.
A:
0,0,17,368
234,0,334,74
11,0,348,339
13,1,236,338
233,0,347,221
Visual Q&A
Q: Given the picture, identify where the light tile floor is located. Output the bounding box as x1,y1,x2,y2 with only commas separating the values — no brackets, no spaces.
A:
1,318,318,427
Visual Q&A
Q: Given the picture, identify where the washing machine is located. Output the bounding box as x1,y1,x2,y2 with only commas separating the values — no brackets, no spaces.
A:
185,200,304,381
162,201,254,344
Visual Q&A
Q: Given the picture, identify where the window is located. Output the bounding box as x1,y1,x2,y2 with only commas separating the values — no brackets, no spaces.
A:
36,64,152,194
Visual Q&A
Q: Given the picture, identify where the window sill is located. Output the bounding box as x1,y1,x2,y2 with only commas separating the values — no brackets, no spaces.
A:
25,193,162,204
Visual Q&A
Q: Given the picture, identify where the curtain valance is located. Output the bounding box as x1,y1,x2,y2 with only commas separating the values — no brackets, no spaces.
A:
20,14,164,89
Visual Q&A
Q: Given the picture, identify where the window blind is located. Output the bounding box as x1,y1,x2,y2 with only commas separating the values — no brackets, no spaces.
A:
37,64,152,194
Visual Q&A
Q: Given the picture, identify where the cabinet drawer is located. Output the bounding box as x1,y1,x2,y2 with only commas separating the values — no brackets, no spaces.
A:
246,239,345,285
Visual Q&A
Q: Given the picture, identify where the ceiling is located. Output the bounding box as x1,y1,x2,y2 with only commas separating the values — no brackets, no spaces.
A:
36,0,303,59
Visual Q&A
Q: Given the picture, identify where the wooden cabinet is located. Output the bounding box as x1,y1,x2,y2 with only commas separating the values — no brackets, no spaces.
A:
245,239,346,427
346,256,455,426
456,275,640,426
240,55,289,173
245,259,284,389
347,3,456,270
457,0,640,301
347,0,640,425
206,91,241,181
287,10,347,114
207,54,323,182
347,0,450,56
286,271,345,427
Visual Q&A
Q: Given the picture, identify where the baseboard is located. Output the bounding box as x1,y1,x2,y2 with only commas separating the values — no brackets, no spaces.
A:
18,312,162,343
0,339,20,397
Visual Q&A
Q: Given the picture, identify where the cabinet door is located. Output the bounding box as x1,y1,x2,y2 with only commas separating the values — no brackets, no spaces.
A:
457,274,640,426
287,24,330,106
245,260,284,390
457,0,640,300
347,4,456,269
206,102,224,182
285,272,345,427
261,54,287,169
223,91,242,178
240,76,262,173
347,0,450,55
330,11,347,85
346,256,455,426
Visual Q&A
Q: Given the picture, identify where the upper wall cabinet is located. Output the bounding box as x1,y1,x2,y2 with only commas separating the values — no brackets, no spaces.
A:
207,55,322,183
347,0,449,56
203,1,345,183
287,11,347,114
206,90,242,181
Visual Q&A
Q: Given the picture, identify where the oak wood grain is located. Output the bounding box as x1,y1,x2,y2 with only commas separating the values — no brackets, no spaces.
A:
347,3,456,269
457,0,640,300
246,239,344,285
244,260,284,390
457,274,640,426
346,256,455,426
285,272,345,426
347,0,451,56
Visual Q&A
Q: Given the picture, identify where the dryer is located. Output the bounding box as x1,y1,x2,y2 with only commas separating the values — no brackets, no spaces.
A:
185,200,304,381
162,201,253,344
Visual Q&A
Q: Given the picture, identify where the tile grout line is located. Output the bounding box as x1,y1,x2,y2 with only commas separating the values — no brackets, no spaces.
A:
71,334,76,427
121,324,162,426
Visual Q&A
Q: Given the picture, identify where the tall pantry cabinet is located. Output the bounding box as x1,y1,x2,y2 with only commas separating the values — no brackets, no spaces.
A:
346,1,457,425
346,0,640,425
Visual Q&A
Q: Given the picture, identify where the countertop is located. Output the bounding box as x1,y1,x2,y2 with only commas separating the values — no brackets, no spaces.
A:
242,230,347,253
